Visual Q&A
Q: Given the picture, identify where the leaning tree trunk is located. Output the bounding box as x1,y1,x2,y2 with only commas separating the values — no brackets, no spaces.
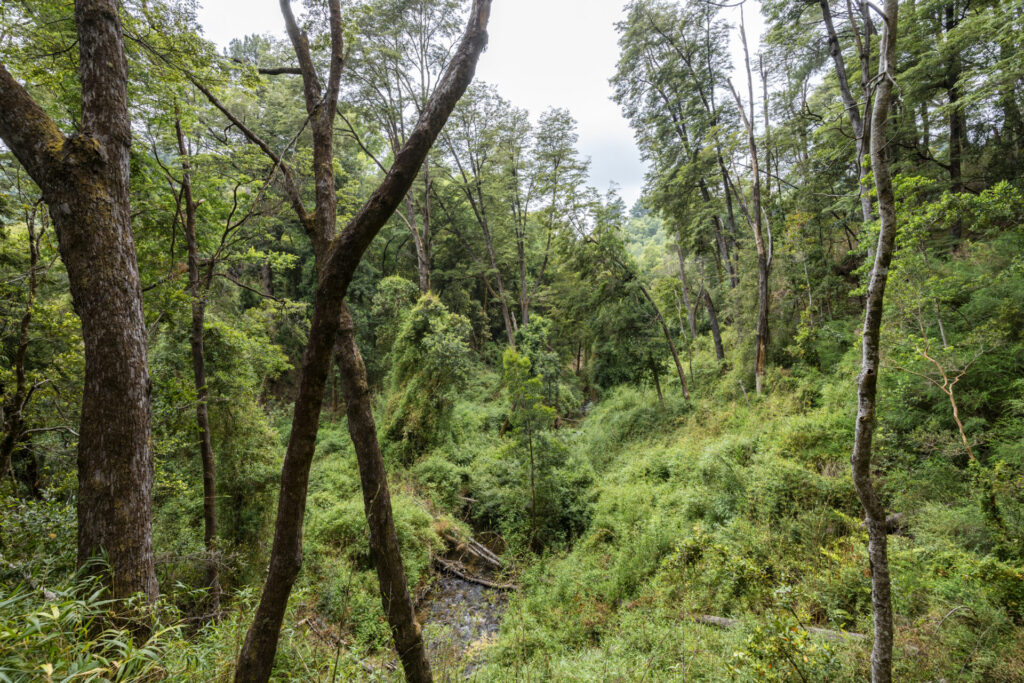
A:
0,0,157,602
701,287,725,362
335,306,432,679
852,2,899,680
234,280,346,682
819,0,873,224
638,284,689,400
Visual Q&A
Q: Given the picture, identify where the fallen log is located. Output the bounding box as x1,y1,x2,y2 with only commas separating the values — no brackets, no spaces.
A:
441,531,503,570
432,556,517,591
467,538,503,568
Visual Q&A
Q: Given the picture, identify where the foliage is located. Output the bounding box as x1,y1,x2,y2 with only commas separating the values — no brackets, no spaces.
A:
3,0,1024,678
383,294,473,463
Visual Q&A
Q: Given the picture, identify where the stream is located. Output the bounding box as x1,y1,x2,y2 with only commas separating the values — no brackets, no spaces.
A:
418,572,508,677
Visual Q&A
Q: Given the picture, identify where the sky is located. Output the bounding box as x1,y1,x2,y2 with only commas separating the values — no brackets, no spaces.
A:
196,1,764,211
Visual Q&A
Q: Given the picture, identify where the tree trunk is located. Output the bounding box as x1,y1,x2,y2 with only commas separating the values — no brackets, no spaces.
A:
422,165,432,278
0,0,157,602
712,152,742,291
944,4,965,239
819,0,874,223
701,288,725,361
231,3,491,679
675,242,697,339
714,217,737,289
494,270,516,345
448,144,516,346
527,429,537,546
335,305,432,680
176,116,221,611
517,231,529,326
404,193,432,293
638,283,689,400
525,225,553,327
472,190,516,345
754,258,770,395
852,3,899,680
234,279,346,682
729,14,771,396
945,4,964,196
651,361,664,408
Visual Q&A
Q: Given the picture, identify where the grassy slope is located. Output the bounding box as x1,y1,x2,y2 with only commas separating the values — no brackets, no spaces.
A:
472,348,1024,681
3,340,1021,681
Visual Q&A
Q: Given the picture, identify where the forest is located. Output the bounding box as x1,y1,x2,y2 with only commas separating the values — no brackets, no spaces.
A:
1,0,1023,680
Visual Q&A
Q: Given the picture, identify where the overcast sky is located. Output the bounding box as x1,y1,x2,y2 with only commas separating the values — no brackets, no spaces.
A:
196,1,764,210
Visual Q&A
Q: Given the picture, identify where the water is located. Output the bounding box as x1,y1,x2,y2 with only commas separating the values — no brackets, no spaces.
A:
419,573,508,678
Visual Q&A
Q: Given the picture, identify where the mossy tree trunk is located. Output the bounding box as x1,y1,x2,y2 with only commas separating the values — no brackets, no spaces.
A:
0,0,157,602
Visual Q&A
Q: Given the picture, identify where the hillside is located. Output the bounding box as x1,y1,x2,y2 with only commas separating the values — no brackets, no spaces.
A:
2,0,1024,681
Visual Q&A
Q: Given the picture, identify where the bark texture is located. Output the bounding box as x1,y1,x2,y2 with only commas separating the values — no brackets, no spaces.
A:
335,306,431,677
852,2,899,680
0,0,157,601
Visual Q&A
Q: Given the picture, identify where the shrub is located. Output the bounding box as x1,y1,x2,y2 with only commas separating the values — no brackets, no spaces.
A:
411,453,468,509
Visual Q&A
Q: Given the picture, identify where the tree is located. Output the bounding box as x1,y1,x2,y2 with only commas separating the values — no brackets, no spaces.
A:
198,2,493,680
0,0,157,601
502,348,556,546
613,0,738,359
728,7,773,397
851,1,900,679
174,113,222,610
444,84,518,345
143,100,275,612
526,109,589,327
816,0,876,224
345,0,465,293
